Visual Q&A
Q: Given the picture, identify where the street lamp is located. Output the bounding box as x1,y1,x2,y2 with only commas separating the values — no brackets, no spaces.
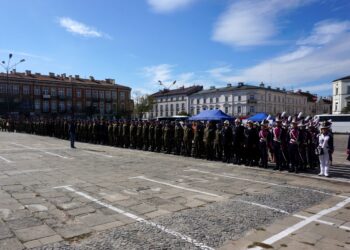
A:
158,80,176,90
1,54,25,116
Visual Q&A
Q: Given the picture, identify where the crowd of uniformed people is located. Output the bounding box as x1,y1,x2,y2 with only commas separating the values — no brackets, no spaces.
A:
0,112,334,176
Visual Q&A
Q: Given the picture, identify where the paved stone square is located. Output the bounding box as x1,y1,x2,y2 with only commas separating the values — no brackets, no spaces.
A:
0,132,349,249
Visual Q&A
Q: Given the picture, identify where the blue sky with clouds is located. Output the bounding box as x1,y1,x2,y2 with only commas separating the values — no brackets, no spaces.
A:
1,0,350,97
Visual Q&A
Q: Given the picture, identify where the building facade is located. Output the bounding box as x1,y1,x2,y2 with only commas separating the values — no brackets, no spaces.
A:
332,75,350,114
145,86,203,119
189,82,309,117
0,70,133,117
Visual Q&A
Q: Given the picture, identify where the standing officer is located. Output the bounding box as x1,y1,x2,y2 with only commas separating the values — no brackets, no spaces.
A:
288,117,300,173
272,117,285,170
68,120,77,148
259,119,271,168
233,118,245,164
222,120,233,163
244,120,259,166
174,121,184,155
183,122,193,157
318,121,331,177
214,123,223,160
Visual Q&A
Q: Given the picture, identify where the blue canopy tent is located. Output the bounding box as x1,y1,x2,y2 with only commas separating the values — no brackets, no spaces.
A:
189,110,235,121
247,112,274,122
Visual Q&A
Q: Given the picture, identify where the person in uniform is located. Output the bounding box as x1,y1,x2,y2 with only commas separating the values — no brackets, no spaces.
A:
232,118,245,165
318,121,331,177
273,117,285,170
221,120,233,163
142,121,149,151
155,121,163,152
148,121,155,151
183,122,193,157
259,119,271,168
203,121,215,160
214,123,223,160
288,117,300,173
244,120,259,166
68,120,77,148
174,121,184,155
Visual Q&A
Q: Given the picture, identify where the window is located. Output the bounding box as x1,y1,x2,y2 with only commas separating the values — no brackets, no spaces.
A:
59,101,65,112
249,95,254,100
111,91,117,100
225,107,228,113
34,86,41,95
238,96,241,101
76,89,81,98
86,101,91,107
106,103,111,113
51,100,57,111
278,96,280,103
0,84,6,93
210,98,213,103
238,106,241,113
66,101,72,112
92,90,98,98
160,105,163,111
181,96,184,101
181,103,185,111
43,101,49,112
165,104,168,111
13,85,19,94
196,106,200,114
105,91,111,100
335,88,338,95
225,96,229,102
85,89,92,98
170,104,174,111
274,95,276,102
34,100,41,110
250,106,255,113
335,102,338,111
51,87,57,97
66,88,72,97
176,104,179,112
120,92,125,100
42,87,49,95
23,85,30,95
347,86,350,94
210,106,214,110
203,98,206,104
268,94,271,101
76,102,82,111
191,99,194,104
99,91,104,99
216,97,219,103
58,88,65,97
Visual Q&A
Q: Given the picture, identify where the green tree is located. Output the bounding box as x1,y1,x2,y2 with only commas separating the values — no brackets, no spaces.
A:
133,91,154,119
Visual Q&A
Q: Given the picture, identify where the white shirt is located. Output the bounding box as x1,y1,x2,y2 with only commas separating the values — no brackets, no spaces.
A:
318,133,329,149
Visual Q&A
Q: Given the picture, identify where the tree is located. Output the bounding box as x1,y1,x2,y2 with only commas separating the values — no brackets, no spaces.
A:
132,91,154,119
177,111,189,116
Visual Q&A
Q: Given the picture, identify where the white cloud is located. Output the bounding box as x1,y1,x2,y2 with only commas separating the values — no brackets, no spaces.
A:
212,0,313,47
208,19,350,94
297,19,350,46
58,17,110,38
147,0,196,13
297,83,332,93
143,64,174,84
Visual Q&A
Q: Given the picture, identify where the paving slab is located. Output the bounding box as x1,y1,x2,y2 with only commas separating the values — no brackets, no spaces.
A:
14,225,56,242
0,237,24,250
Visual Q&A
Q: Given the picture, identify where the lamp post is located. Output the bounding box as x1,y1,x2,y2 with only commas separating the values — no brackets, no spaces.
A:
1,54,25,116
158,80,176,90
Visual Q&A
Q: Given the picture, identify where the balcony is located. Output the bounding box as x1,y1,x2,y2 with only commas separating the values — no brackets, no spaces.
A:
247,99,257,104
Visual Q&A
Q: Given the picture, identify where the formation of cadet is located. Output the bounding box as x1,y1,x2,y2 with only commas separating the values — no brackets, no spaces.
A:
0,111,333,174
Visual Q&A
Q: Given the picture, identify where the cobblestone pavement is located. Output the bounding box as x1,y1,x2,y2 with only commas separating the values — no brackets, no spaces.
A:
0,132,349,250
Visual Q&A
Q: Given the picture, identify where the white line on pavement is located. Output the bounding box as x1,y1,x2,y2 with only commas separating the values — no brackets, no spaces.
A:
11,143,70,159
81,149,113,158
185,169,349,199
54,185,214,250
233,199,289,215
130,176,222,198
0,147,68,151
293,214,334,226
249,197,350,250
0,155,13,163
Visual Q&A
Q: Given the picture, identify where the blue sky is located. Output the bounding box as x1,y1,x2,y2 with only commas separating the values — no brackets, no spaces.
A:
1,0,350,97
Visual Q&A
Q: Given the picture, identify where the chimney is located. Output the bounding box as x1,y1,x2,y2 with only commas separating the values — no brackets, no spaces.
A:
69,75,73,82
227,83,232,87
210,86,215,90
89,76,95,81
238,82,244,87
259,82,265,88
267,86,271,89
25,70,31,76
75,75,80,79
49,72,55,77
276,87,280,90
61,73,66,78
